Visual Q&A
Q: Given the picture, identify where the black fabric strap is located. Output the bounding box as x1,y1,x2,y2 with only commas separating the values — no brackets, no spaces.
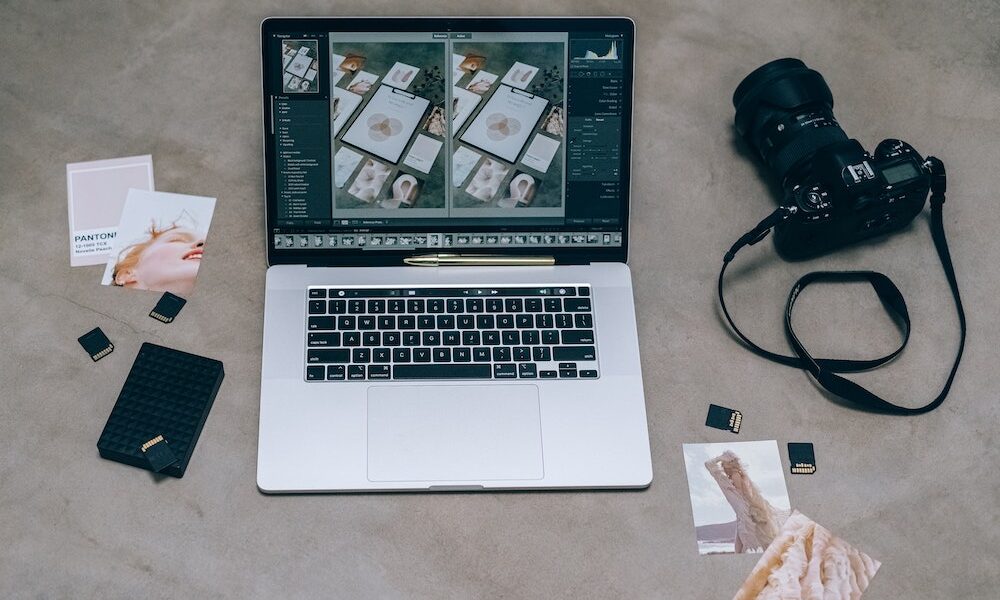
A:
718,157,965,415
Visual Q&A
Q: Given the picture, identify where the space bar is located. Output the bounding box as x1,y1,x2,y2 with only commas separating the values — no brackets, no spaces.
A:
393,365,492,379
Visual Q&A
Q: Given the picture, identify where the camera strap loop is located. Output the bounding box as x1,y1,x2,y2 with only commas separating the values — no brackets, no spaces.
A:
718,157,966,415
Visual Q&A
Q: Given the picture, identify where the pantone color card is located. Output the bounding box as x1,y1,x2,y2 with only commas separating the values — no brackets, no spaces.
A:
66,155,154,266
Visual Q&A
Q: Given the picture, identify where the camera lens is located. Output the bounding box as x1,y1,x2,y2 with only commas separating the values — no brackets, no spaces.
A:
733,58,848,182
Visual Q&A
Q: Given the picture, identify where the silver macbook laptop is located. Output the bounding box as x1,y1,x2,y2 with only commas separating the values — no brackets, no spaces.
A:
257,16,651,492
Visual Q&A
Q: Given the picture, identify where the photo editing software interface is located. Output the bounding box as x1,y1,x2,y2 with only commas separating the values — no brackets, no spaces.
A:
268,29,627,252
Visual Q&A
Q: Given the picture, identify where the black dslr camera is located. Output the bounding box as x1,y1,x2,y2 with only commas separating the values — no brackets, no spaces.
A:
733,58,932,259
720,58,965,416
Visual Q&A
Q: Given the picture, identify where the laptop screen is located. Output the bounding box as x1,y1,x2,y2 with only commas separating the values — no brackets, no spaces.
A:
262,18,633,265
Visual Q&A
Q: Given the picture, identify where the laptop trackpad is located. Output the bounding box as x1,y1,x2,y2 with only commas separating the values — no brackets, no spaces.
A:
367,385,543,482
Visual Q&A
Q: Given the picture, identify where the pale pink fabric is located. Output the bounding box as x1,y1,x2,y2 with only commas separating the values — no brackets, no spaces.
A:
733,511,881,600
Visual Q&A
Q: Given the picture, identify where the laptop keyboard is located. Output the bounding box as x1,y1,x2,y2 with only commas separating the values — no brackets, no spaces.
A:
304,285,598,382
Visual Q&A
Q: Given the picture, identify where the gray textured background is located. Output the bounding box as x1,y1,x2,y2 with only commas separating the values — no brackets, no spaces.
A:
2,1,998,598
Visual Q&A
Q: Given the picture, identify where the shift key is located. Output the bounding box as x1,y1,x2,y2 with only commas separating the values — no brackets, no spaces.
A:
552,346,596,361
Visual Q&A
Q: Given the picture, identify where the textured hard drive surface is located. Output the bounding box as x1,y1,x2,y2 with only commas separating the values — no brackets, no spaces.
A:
96,343,224,477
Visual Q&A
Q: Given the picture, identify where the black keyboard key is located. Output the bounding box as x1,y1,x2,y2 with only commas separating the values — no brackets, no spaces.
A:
535,314,553,328
522,330,540,345
433,348,452,362
540,370,558,379
473,347,491,362
348,299,365,313
462,331,481,345
348,365,366,380
326,365,346,380
447,299,464,313
492,347,511,361
555,314,573,328
309,289,326,299
578,286,590,296
417,315,435,329
564,298,592,312
574,314,593,328
342,332,361,346
308,332,341,346
382,332,401,346
436,315,455,329
525,298,543,312
544,298,562,312
505,298,523,312
373,348,391,363
477,314,495,329
580,370,599,378
388,299,406,313
559,363,577,369
328,299,346,314
532,346,552,361
362,332,380,346
483,331,501,345
403,332,420,346
516,314,533,328
394,364,492,379
393,348,412,362
493,363,517,379
454,347,471,362
559,368,578,378
368,299,386,314
378,316,395,329
518,363,537,378
309,316,336,331
413,348,432,362
427,299,445,313
465,298,484,312
407,299,425,313
307,365,325,380
513,346,531,361
337,316,356,330
398,315,416,329
562,330,595,344
367,365,390,379
553,346,596,361
422,331,441,346
502,331,520,345
308,300,326,314
457,315,475,329
352,348,371,363
358,316,376,330
443,331,461,345
486,298,504,312
307,349,350,363
542,330,560,344
497,314,515,329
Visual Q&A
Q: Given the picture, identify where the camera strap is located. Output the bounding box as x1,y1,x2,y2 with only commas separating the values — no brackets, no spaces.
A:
717,157,966,415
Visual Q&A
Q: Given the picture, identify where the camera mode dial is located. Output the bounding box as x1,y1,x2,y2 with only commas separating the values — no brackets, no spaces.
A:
874,138,915,160
793,184,830,212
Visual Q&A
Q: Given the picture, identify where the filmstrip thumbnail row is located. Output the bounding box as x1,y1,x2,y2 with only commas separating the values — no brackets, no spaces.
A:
274,231,623,250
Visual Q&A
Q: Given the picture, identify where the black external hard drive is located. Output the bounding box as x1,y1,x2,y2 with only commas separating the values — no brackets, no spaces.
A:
96,343,224,478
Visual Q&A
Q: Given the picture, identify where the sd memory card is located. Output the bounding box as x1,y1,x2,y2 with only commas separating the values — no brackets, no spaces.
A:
78,327,114,361
150,292,186,323
705,404,742,433
788,442,816,474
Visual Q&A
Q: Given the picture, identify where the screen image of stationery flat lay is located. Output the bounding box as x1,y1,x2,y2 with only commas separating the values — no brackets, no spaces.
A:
2,4,998,600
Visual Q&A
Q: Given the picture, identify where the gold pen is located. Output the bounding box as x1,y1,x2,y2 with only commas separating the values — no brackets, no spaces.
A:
404,254,555,267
